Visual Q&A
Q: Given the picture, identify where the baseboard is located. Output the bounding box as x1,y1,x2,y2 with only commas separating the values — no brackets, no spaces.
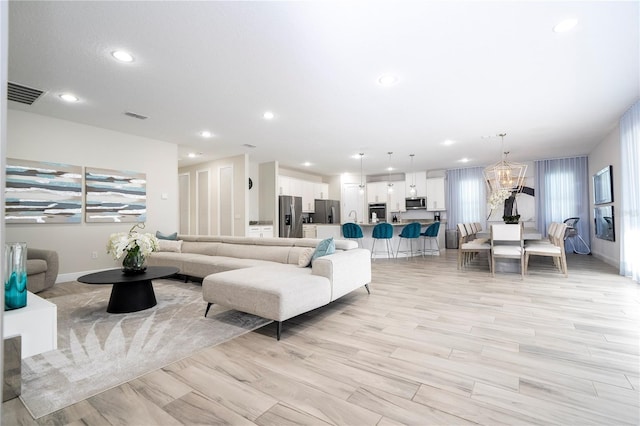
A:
56,268,111,284
591,252,619,269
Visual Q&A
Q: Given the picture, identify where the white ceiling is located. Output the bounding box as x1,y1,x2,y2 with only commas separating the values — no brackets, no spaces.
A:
7,1,639,177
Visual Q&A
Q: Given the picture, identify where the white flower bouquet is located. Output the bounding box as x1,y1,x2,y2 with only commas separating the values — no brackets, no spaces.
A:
487,188,512,210
106,223,159,261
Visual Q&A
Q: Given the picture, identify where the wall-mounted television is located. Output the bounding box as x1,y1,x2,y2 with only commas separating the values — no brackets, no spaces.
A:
593,165,613,205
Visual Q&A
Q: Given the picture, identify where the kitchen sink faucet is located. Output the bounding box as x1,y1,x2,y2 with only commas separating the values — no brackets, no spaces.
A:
348,210,358,223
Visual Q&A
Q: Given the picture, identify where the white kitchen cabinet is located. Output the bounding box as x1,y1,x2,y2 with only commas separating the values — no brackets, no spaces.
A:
366,182,389,204
316,224,342,239
426,177,446,211
314,183,329,200
302,181,315,212
388,181,406,212
303,224,317,238
278,176,291,196
248,225,273,238
406,171,427,197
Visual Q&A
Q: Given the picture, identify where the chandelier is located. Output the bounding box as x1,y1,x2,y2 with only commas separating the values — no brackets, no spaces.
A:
408,154,416,197
358,153,365,194
387,152,394,193
483,133,527,193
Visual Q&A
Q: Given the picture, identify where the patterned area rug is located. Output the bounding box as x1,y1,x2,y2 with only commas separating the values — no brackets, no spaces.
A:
20,279,271,418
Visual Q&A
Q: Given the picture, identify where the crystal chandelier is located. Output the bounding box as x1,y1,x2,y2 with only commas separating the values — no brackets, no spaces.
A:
483,133,527,193
358,153,365,194
408,154,416,197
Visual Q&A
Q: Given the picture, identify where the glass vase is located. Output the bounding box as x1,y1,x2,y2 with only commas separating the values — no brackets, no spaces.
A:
122,248,146,274
5,242,28,311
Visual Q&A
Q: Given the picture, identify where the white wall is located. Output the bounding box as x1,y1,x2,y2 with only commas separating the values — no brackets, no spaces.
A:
589,126,621,267
6,110,179,278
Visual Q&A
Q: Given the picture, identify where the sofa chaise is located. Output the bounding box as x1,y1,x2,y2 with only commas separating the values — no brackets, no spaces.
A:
147,235,372,339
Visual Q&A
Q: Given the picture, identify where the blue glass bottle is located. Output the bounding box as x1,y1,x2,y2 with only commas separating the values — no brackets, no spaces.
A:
5,242,27,310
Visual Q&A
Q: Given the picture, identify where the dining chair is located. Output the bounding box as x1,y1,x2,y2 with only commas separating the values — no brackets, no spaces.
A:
396,222,422,259
371,222,394,260
524,222,568,277
490,223,524,279
563,217,591,254
420,221,440,256
457,223,491,271
342,222,364,248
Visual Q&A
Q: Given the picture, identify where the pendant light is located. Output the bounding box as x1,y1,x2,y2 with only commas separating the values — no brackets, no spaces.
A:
358,153,366,194
387,152,394,193
408,154,417,197
483,133,527,193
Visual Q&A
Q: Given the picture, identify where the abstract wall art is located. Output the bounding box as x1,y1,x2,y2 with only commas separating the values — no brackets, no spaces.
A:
5,158,83,224
85,167,147,223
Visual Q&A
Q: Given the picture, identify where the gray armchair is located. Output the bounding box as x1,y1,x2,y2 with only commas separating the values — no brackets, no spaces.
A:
26,248,59,293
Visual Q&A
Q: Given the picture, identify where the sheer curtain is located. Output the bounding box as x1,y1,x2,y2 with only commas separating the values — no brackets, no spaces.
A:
535,156,590,248
620,100,640,282
446,167,486,230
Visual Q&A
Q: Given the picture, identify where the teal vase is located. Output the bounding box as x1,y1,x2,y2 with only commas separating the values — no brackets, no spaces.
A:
5,242,28,311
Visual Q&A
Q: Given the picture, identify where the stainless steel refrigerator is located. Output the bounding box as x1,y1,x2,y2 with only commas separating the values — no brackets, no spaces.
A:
314,199,341,224
278,195,303,238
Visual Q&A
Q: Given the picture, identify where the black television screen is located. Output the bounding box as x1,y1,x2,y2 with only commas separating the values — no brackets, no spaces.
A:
593,165,613,205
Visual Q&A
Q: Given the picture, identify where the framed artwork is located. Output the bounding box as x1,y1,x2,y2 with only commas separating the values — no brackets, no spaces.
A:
5,158,82,224
594,205,615,242
593,165,613,205
85,167,147,223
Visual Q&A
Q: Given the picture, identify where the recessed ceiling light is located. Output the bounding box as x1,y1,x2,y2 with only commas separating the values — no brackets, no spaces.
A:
59,93,79,102
187,152,202,158
441,139,455,146
553,18,578,33
387,167,394,172
111,50,134,63
303,162,312,167
263,111,275,120
377,74,399,87
459,158,470,163
199,130,213,138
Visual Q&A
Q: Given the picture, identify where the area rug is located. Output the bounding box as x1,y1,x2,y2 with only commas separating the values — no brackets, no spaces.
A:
19,279,271,419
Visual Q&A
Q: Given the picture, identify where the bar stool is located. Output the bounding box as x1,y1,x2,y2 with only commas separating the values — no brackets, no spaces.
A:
342,222,364,248
421,221,441,256
371,222,394,260
395,222,422,259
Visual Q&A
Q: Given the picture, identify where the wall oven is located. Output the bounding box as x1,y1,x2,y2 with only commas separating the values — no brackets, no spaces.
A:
405,197,427,209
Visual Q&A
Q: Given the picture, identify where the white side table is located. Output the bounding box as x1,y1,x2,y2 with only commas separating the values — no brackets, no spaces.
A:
3,291,57,358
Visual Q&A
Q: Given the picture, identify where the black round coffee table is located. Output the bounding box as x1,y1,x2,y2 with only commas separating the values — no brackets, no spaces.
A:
77,266,179,313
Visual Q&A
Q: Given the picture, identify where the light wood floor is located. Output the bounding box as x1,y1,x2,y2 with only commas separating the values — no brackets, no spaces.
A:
3,250,639,425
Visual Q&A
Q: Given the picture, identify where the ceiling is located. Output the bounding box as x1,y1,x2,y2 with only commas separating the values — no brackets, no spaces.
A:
7,1,639,177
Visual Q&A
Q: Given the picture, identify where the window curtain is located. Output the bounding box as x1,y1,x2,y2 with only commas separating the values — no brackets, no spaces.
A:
620,100,640,283
535,156,590,250
446,167,487,230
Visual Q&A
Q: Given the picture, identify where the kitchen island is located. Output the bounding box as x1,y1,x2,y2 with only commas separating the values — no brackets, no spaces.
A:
352,221,445,258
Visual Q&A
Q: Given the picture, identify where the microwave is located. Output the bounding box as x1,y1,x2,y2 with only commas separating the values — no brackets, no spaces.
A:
405,197,427,209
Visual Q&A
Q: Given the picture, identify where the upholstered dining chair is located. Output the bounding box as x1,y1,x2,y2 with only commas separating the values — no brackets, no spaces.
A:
524,222,568,277
420,221,440,256
457,223,491,271
396,222,422,259
342,222,364,248
371,222,394,260
490,223,524,279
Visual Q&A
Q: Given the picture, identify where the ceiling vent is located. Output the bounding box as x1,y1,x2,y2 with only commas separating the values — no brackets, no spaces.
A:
7,82,44,105
243,144,257,148
124,111,148,120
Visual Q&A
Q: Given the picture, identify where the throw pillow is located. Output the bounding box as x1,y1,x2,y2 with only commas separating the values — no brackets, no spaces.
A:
156,230,178,241
298,248,314,268
311,237,335,262
158,239,183,253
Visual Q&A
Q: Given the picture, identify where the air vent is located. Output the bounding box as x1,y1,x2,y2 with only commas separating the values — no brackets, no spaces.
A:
7,82,44,105
243,144,256,148
124,111,149,120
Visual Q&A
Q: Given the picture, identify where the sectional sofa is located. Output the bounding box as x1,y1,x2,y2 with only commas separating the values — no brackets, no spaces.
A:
147,235,372,339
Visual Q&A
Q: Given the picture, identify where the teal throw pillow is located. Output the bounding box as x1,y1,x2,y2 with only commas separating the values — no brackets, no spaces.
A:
311,237,335,262
156,231,178,241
